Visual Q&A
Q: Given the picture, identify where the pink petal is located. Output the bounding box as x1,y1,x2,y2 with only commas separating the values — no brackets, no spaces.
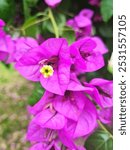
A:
14,37,38,61
40,38,68,58
73,99,97,138
75,16,91,28
28,91,53,115
0,19,5,27
40,69,68,95
79,9,94,19
26,121,46,142
84,52,105,72
33,109,66,129
54,92,86,121
15,47,44,81
44,0,62,7
92,36,108,54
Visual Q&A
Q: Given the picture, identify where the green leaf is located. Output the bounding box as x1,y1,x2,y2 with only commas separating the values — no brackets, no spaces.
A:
85,130,113,150
23,0,39,20
0,0,15,22
42,12,66,35
28,83,44,106
61,26,75,44
25,0,39,7
22,16,39,37
100,0,113,22
23,0,31,20
25,25,39,37
107,65,113,74
22,16,37,29
98,23,113,38
58,0,71,11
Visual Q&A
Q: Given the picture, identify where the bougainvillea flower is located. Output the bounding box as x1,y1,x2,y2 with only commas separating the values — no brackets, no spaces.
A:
27,108,66,149
44,0,62,7
27,121,46,142
29,143,45,150
0,19,15,62
0,19,7,61
33,109,66,130
0,35,14,62
13,37,39,62
85,78,113,108
28,74,94,118
67,9,94,39
29,141,62,150
88,0,100,6
98,107,113,124
69,37,105,73
27,121,62,149
91,36,108,54
58,98,97,138
15,38,71,95
53,91,94,122
27,120,86,150
27,76,97,147
59,127,88,150
93,13,102,22
0,19,5,26
0,19,5,36
27,84,97,149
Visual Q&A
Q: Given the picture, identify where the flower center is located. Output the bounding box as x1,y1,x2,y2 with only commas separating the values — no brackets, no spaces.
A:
80,50,91,60
40,65,54,78
65,91,75,101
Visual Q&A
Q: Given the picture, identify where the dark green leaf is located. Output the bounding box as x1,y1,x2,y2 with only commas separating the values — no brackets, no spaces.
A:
22,16,37,29
58,0,71,11
98,23,113,38
26,0,39,7
28,83,44,106
0,0,15,22
22,16,39,37
85,130,113,150
61,26,75,44
100,0,113,22
25,25,39,37
23,0,31,20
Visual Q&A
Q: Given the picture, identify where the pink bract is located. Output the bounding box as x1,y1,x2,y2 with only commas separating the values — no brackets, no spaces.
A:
98,107,113,125
67,9,94,39
15,38,72,95
44,0,62,7
85,78,113,108
69,37,105,73
13,37,39,62
88,0,100,6
27,82,97,149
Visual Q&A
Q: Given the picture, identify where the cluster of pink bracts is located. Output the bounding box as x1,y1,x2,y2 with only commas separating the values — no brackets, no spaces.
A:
0,6,112,149
44,0,100,8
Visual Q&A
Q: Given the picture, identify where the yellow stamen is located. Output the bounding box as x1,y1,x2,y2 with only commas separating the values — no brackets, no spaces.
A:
40,65,54,78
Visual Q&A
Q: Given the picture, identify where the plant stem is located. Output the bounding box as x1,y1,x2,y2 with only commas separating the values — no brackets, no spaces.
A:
98,120,113,139
21,17,49,31
48,8,59,38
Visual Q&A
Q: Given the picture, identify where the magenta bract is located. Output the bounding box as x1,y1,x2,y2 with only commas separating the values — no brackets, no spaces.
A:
85,78,113,108
67,9,94,39
69,37,105,73
15,38,71,95
44,0,62,7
